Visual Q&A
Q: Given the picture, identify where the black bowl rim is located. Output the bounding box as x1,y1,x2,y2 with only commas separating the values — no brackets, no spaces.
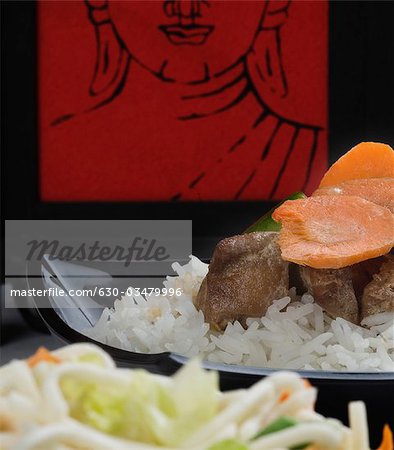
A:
36,304,394,382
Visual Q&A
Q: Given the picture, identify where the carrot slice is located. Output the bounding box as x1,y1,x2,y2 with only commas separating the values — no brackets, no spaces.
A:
272,196,394,269
377,424,393,450
319,142,394,188
313,178,394,213
27,347,61,367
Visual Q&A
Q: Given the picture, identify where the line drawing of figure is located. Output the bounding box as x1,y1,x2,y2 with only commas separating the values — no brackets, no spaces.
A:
47,0,326,202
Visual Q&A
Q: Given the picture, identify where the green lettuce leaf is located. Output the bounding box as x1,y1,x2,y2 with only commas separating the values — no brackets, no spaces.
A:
60,359,219,447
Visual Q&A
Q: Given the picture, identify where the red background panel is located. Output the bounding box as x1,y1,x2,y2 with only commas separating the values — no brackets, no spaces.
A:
39,0,328,201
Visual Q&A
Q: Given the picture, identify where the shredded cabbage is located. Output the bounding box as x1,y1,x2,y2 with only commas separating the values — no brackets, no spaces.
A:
208,439,250,450
75,353,106,366
61,359,218,446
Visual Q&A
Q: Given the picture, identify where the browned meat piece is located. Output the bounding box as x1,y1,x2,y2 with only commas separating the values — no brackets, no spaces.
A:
195,232,289,328
299,266,359,324
360,255,394,319
351,256,387,301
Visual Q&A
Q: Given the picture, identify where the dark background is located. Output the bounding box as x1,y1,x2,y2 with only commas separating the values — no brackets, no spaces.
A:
1,1,394,446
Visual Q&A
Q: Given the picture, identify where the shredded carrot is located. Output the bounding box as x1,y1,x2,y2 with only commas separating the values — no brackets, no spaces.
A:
279,390,291,403
279,381,311,403
377,425,393,450
27,347,61,367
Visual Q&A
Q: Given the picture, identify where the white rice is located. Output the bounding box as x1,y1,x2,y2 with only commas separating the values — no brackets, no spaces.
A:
87,256,394,372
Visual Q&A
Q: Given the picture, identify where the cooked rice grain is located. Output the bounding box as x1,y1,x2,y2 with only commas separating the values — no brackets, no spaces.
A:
87,256,394,372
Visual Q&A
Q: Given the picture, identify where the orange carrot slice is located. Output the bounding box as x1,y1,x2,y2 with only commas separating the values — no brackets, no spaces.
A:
313,178,394,213
377,424,393,450
27,347,61,367
272,196,394,269
319,142,394,188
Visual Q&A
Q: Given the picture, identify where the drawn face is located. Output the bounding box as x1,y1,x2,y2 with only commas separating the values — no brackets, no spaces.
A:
108,0,267,83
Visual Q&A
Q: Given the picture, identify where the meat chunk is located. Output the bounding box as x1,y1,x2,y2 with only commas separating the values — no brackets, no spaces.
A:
299,266,359,324
351,256,387,301
195,232,289,328
360,255,394,319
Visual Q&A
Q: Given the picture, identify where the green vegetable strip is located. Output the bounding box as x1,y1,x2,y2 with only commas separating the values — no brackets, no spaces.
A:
244,192,306,234
253,416,310,450
208,438,250,450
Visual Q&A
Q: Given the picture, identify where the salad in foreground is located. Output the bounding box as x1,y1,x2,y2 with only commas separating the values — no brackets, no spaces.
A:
0,344,392,450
